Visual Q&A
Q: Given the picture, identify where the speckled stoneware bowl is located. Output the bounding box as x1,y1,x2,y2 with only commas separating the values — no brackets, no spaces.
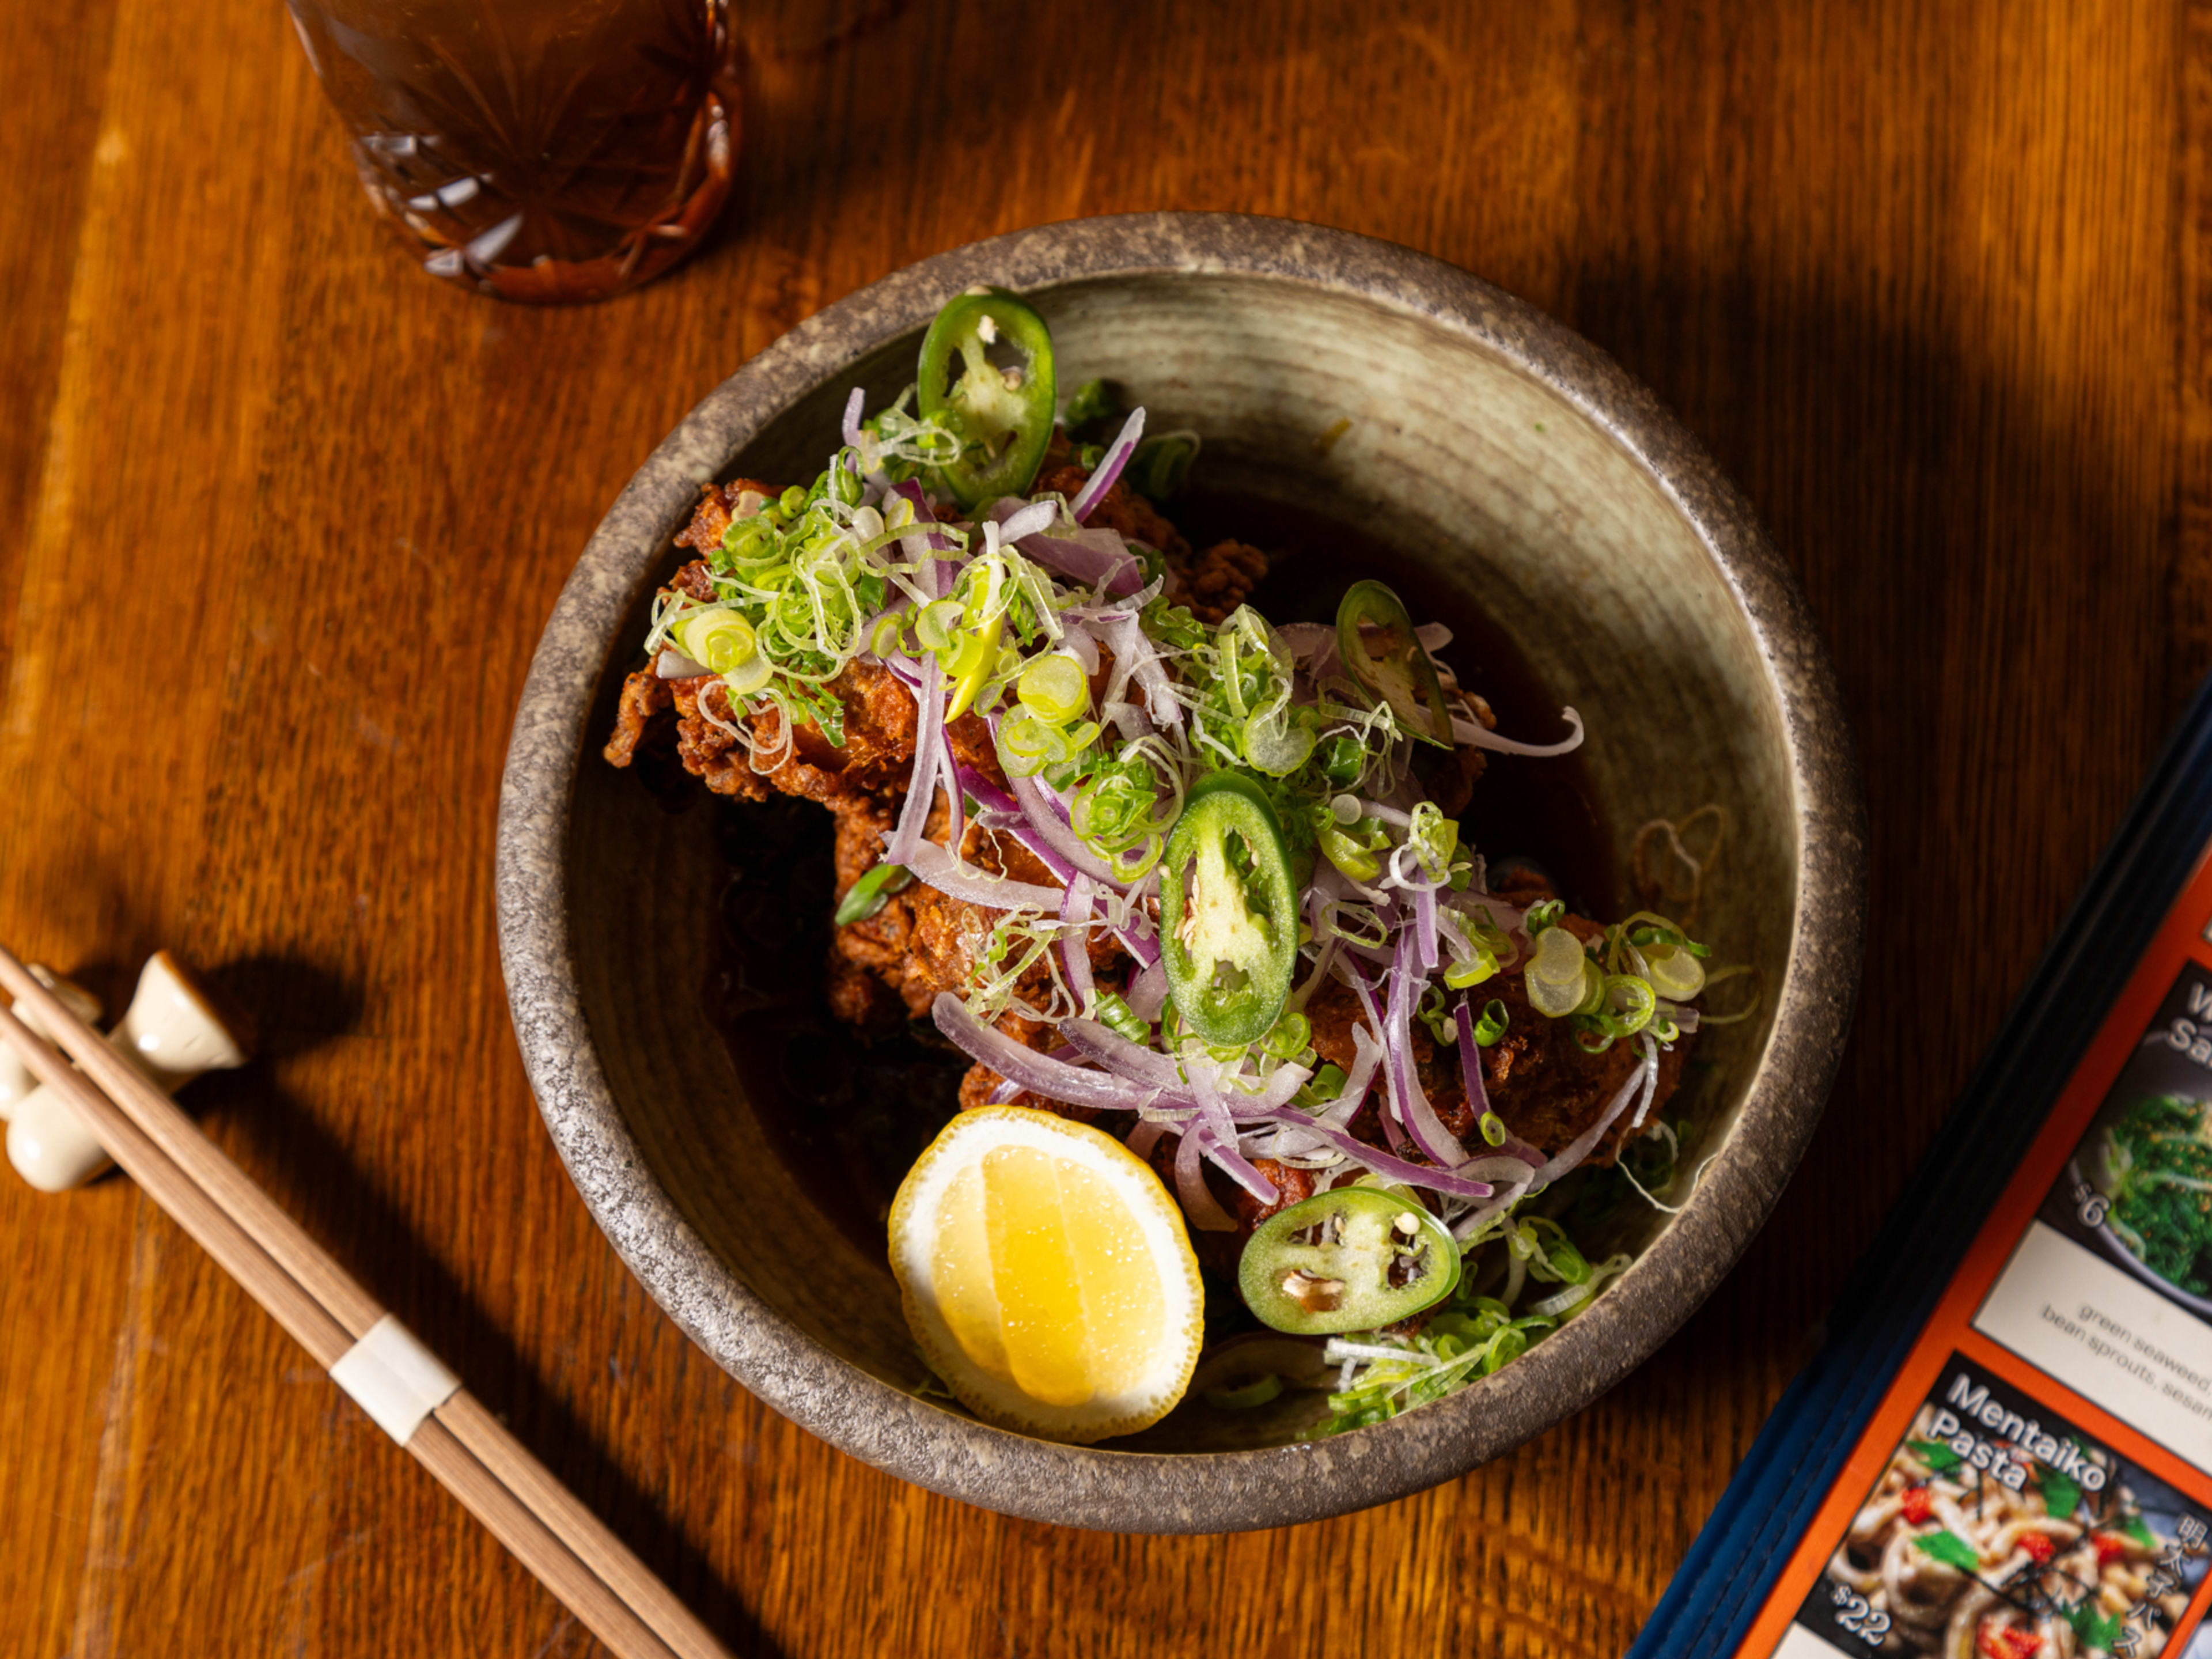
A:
497,212,1866,1533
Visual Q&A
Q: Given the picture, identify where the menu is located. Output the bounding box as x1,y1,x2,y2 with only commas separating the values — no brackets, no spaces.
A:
1741,854,2212,1659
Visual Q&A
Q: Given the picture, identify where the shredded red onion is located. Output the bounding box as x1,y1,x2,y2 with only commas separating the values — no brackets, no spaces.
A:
1185,1092,1278,1203
1628,1031,1663,1130
1412,884,1440,975
1127,1119,1167,1158
953,763,1020,817
1058,620,1100,675
904,840,1063,912
1377,945,1471,1168
986,1079,1023,1105
1246,1107,1495,1199
840,386,865,448
1008,766,1122,887
1175,1115,1238,1230
1451,1179,1533,1241
995,498,1057,542
1452,706,1586,756
1056,1020,1310,1114
1527,1042,1656,1190
1059,876,1096,1007
939,719,965,854
883,655,945,868
1126,958,1167,1020
1069,407,1146,523
655,649,709,680
932,993,1160,1113
1454,998,1491,1120
1021,530,1143,596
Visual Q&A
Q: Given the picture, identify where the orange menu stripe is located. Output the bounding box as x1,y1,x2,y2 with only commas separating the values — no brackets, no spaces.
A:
1732,841,2212,1659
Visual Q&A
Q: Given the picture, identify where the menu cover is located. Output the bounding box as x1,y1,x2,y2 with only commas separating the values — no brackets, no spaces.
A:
1634,677,2212,1659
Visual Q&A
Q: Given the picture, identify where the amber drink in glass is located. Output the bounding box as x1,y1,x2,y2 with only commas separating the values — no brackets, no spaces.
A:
287,0,738,302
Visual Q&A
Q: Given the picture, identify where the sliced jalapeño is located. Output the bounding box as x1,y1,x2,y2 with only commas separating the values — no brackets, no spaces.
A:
917,287,1058,511
1158,771,1300,1047
1238,1187,1462,1335
1335,579,1455,747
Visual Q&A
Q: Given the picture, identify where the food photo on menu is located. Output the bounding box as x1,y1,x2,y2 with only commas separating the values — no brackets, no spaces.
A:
1802,1359,2211,1658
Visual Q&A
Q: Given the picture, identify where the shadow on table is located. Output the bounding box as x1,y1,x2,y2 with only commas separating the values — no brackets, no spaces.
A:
190,953,789,1659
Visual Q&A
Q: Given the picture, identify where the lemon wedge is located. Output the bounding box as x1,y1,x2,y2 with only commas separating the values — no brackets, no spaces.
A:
889,1106,1204,1444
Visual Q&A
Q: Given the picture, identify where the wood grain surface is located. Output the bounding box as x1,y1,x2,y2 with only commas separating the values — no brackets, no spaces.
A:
1,1,2203,1653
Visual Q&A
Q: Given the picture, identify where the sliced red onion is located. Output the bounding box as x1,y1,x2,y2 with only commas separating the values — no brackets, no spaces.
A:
1058,1016,1183,1087
1127,957,1168,1020
1275,622,1332,662
1069,407,1146,522
1056,1021,1310,1114
656,649,710,680
1246,1107,1495,1199
1451,1179,1533,1241
938,713,965,855
1059,876,1096,1007
1415,622,1453,653
933,993,1160,1113
1008,766,1122,887
953,762,1020,817
1452,706,1586,756
1381,938,1470,1168
904,840,1063,912
1186,1093,1278,1203
1317,1025,1384,1124
889,480,958,582
883,653,945,867
1058,620,1100,675
1098,611,1183,732
1456,1155,1545,1183
1627,1031,1663,1129
1021,529,1143,596
1175,1115,1238,1230
1667,1006,1701,1034
840,385,866,448
1527,1046,1653,1191
986,1078,1023,1105
1412,884,1440,975
1455,998,1492,1124
1127,1119,1168,1158
994,498,1058,543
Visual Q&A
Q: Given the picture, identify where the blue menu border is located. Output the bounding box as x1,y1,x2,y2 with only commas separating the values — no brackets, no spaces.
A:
1630,672,2212,1659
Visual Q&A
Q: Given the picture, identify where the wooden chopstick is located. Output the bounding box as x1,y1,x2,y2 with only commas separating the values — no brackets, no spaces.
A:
0,947,731,1659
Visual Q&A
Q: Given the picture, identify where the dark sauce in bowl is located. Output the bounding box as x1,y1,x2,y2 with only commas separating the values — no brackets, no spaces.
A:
702,490,1615,1261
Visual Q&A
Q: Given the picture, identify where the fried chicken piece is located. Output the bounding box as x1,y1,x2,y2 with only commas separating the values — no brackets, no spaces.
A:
1178,539,1268,624
671,477,785,558
604,668,673,768
1232,1158,1317,1237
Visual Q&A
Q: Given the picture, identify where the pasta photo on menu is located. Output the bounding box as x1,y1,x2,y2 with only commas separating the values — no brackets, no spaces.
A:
1795,1358,2211,1658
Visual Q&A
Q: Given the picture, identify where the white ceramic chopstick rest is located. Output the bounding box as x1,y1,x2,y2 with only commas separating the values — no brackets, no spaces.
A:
7,952,249,1192
0,967,100,1122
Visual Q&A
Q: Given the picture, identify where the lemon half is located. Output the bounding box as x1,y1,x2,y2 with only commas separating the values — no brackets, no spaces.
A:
889,1107,1205,1444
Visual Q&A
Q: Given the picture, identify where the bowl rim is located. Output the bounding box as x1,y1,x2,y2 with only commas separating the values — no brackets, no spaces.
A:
495,210,1867,1533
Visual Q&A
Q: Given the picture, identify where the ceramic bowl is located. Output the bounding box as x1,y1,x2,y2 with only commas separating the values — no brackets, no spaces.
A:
496,213,1866,1532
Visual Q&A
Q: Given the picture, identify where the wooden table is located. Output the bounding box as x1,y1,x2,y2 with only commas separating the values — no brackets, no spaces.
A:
2,1,2202,1653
